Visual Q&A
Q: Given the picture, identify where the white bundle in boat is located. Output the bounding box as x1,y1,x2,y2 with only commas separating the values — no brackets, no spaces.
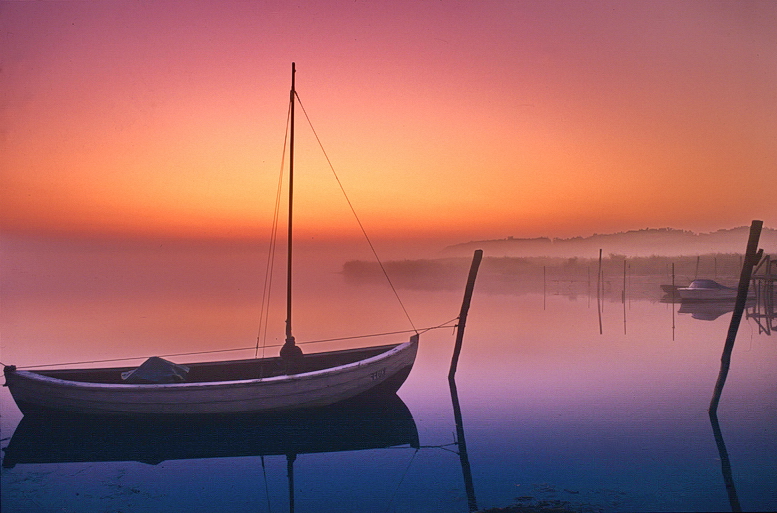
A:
121,357,190,384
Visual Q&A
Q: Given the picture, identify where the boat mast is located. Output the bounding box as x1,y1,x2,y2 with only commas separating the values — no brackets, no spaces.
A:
286,62,295,346
282,62,302,361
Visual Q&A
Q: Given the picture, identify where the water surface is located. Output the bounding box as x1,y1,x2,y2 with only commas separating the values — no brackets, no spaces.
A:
1,239,775,512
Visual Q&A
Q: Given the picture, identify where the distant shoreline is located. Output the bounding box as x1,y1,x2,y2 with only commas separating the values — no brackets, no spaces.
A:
442,226,777,259
343,252,755,299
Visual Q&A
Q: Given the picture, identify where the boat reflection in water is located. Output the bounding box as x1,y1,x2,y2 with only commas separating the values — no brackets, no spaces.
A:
3,394,417,467
3,395,418,511
3,375,492,513
677,299,755,321
3,393,417,511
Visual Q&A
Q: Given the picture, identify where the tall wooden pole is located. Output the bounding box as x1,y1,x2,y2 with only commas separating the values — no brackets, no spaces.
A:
449,250,483,380
597,249,603,335
622,258,627,304
709,220,763,413
672,262,677,341
597,248,603,300
622,259,627,334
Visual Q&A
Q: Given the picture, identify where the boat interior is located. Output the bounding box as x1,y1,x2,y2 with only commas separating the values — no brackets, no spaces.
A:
29,343,402,384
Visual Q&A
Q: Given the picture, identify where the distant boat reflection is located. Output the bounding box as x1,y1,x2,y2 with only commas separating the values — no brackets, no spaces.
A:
2,393,418,467
678,300,749,321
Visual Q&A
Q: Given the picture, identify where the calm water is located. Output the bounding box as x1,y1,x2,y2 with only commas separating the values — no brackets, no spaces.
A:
2,238,776,512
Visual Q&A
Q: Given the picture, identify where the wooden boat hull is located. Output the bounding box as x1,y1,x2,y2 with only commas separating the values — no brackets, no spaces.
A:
4,336,418,417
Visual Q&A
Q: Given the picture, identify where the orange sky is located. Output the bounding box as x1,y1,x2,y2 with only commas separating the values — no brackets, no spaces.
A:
2,1,775,246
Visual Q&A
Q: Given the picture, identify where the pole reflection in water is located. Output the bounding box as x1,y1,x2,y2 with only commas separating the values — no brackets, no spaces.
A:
709,412,742,512
449,377,477,512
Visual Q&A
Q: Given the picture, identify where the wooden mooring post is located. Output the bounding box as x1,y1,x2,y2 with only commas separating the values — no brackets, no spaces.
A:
597,249,603,335
622,258,627,304
449,250,483,381
709,220,763,414
672,262,677,342
447,249,483,510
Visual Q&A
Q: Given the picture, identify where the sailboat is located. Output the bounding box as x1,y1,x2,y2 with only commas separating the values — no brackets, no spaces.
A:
3,63,419,417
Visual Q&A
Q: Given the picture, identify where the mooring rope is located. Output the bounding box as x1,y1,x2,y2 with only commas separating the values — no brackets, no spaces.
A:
13,321,458,370
383,447,419,513
295,92,417,334
294,316,457,346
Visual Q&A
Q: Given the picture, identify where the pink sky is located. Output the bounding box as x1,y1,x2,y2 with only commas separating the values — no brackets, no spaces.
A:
2,1,775,245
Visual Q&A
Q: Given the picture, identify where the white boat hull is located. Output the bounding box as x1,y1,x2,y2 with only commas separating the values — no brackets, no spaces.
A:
4,337,418,417
677,279,754,302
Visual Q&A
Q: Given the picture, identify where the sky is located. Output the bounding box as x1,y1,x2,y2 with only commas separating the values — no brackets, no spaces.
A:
2,0,776,247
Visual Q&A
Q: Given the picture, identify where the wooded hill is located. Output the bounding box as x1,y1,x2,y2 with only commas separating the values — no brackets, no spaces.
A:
441,226,777,258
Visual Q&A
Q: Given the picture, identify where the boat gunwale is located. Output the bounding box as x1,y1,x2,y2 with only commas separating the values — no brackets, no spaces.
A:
6,337,417,391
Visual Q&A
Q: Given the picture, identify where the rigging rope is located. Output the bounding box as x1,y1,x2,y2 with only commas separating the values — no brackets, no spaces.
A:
294,92,417,334
17,90,435,372
255,100,292,359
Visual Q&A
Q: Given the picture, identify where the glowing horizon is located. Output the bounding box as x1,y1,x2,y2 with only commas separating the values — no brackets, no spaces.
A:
2,1,775,244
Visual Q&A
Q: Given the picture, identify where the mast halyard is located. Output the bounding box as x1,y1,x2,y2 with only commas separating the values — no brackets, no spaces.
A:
282,62,303,362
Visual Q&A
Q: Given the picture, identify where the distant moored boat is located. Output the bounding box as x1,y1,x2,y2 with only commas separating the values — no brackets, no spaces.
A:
676,279,753,302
